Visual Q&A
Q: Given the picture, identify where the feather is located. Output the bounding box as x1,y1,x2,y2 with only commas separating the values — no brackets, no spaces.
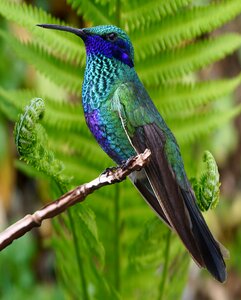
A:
131,122,226,282
112,80,226,282
181,188,226,282
129,170,171,227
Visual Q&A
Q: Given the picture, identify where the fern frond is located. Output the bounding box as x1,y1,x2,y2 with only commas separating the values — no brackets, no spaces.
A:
53,207,119,300
0,30,83,94
172,104,241,145
122,0,192,32
137,34,241,86
0,87,20,121
192,151,220,212
0,0,85,65
14,98,69,188
67,0,116,25
152,75,241,115
14,98,45,157
0,88,87,134
42,101,86,134
75,205,106,266
127,217,189,298
129,217,168,270
0,88,112,181
40,127,109,182
49,136,111,182
52,154,101,184
132,0,241,61
0,89,108,179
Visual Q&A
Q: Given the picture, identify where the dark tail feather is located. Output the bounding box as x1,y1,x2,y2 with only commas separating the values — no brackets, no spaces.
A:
130,123,226,281
181,189,227,282
129,171,171,227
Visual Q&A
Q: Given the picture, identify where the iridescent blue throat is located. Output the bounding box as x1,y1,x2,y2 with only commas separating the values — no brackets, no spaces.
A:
84,35,134,68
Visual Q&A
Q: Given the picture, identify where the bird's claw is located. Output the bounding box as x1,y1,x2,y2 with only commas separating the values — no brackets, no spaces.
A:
101,166,118,176
101,155,140,178
121,155,136,171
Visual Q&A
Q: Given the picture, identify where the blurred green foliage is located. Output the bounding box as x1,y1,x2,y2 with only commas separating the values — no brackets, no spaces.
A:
0,234,63,300
0,0,241,299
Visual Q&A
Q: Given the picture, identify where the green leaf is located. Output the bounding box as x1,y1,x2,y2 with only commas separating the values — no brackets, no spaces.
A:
53,205,119,300
152,75,241,115
122,0,192,32
76,204,105,266
192,151,221,212
129,217,169,270
133,0,241,61
0,30,83,95
0,0,85,65
137,34,241,86
172,103,241,145
67,0,116,25
14,98,69,189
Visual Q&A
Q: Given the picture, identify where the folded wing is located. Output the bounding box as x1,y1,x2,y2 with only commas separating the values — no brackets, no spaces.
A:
113,82,226,282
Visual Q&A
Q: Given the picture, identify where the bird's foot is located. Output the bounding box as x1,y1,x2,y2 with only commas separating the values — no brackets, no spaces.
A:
101,155,141,178
121,155,137,171
101,166,118,176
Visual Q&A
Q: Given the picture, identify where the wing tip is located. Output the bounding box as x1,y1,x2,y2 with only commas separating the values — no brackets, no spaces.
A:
216,269,227,283
204,254,227,283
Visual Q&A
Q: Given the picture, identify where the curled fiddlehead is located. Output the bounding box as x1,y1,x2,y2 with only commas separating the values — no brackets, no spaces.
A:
14,98,68,189
191,151,220,212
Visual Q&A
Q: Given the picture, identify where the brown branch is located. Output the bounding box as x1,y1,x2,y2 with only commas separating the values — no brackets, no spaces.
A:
0,149,151,252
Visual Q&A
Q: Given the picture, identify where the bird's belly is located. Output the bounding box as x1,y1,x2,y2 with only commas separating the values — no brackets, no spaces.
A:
85,108,135,164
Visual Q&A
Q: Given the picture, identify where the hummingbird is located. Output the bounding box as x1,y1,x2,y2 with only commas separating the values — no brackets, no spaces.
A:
38,24,227,282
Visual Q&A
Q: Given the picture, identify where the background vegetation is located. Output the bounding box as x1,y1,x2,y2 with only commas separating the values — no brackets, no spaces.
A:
0,0,241,299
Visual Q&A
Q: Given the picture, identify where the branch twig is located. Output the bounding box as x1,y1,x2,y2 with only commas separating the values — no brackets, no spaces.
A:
0,149,151,251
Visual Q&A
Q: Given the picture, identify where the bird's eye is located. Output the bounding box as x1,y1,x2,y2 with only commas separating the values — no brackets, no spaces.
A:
104,32,118,42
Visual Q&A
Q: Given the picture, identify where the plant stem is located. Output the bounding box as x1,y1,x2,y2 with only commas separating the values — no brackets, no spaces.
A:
58,183,89,300
114,184,120,291
67,208,89,300
158,230,172,300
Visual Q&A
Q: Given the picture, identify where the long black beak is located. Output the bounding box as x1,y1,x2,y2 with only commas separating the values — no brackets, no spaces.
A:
37,24,86,39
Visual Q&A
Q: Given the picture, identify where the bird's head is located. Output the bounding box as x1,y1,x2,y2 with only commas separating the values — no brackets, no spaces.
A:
37,24,134,68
